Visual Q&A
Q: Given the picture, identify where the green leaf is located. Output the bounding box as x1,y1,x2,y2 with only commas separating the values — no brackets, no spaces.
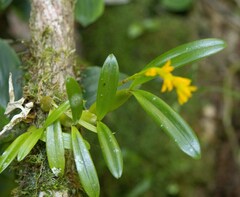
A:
97,122,123,178
75,0,104,27
132,90,201,159
43,101,70,128
46,121,65,176
71,126,100,197
131,38,226,88
0,39,22,108
81,66,129,109
146,38,226,69
79,119,97,133
62,132,71,150
81,67,101,108
17,127,44,161
0,0,12,10
41,131,71,149
0,132,29,173
66,77,83,124
96,54,119,120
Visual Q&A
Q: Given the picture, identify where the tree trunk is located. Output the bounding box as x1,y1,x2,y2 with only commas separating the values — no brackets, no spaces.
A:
12,1,82,196
29,0,75,98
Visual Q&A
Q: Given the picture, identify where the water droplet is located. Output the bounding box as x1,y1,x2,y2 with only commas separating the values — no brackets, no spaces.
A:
71,94,81,107
113,148,120,153
152,97,156,101
160,124,163,128
189,148,194,152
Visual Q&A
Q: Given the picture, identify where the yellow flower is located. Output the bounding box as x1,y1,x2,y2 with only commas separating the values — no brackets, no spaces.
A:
158,60,174,76
161,75,174,92
144,60,197,104
172,77,197,105
158,60,175,92
145,60,173,77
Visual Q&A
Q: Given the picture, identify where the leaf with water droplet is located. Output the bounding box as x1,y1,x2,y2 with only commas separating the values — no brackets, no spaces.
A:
96,54,119,120
66,77,83,124
71,126,100,197
97,121,123,179
132,90,201,159
46,121,65,176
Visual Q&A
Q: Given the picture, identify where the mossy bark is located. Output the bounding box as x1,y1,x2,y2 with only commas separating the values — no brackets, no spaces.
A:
28,0,75,99
13,1,82,196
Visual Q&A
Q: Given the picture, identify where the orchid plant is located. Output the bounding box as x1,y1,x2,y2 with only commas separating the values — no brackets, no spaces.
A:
0,38,225,197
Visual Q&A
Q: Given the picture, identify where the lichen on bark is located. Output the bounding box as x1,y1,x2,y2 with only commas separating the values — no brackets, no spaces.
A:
29,0,76,100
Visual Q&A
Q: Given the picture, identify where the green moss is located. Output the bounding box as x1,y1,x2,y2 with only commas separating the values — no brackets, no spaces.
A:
11,142,82,197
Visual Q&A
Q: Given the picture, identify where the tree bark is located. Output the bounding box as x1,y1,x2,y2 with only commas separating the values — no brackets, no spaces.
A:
13,1,81,196
29,0,75,98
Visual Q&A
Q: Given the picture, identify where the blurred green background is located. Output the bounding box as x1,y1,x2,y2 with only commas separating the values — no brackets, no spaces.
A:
1,0,240,196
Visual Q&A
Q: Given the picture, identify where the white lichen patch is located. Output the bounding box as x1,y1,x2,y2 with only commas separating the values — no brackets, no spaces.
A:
51,167,61,177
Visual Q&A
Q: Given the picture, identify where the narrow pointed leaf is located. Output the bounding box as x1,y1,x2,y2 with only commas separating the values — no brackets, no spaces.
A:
146,38,226,69
43,101,70,128
81,66,129,108
131,38,226,87
97,122,123,178
96,54,119,120
75,0,104,27
66,77,83,124
71,126,100,197
62,132,72,150
46,121,65,176
17,127,44,161
0,132,29,173
132,90,201,159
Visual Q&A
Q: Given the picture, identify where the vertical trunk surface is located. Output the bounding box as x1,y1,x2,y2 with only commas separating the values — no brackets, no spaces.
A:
13,1,81,196
29,0,75,98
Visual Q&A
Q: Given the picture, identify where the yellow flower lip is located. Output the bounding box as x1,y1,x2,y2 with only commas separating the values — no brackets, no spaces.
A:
144,60,197,105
